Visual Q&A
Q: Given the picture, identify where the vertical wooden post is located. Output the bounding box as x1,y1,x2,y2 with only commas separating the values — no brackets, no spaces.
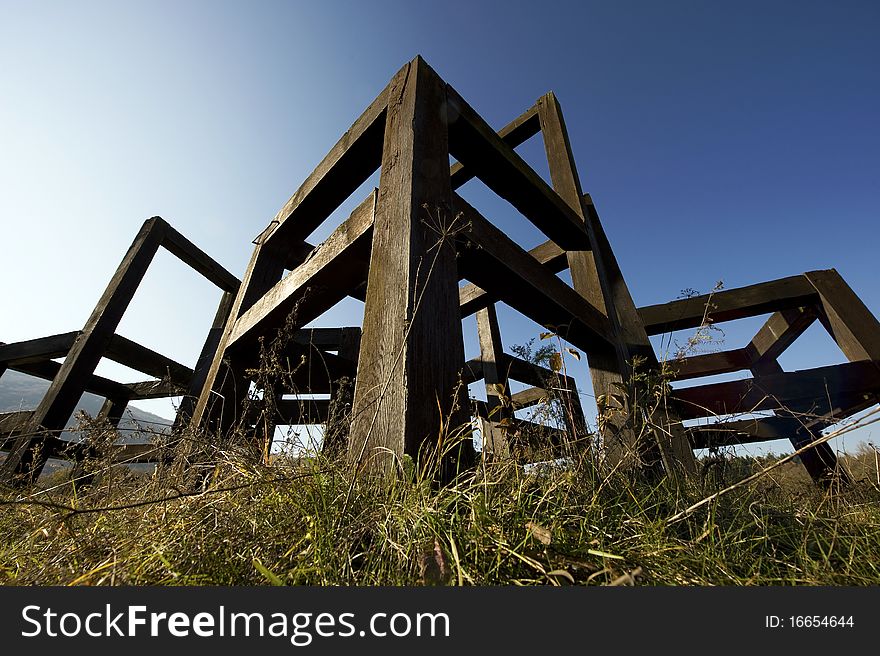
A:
536,92,696,478
476,304,513,458
348,56,470,478
189,243,286,436
0,217,165,484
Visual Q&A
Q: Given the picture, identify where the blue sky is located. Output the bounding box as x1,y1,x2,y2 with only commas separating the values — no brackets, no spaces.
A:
1,1,878,455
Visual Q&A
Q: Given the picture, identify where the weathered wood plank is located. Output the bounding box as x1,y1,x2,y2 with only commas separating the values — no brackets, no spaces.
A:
0,332,80,366
477,305,514,457
227,192,376,350
687,416,814,449
445,85,590,250
536,90,694,476
510,386,548,409
97,398,127,427
459,239,568,317
292,327,361,351
349,56,471,478
639,275,819,335
0,410,33,435
105,334,193,386
1,217,166,483
672,361,880,420
455,195,615,350
747,307,817,369
7,358,171,401
275,398,331,424
122,378,186,400
159,218,240,292
449,104,541,189
667,348,752,381
805,269,880,364
262,83,388,248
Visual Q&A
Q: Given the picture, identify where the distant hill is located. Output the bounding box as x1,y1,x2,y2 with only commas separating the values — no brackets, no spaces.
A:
0,369,172,443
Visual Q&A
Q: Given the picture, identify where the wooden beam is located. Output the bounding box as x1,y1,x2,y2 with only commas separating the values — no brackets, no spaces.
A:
445,85,590,250
667,308,816,382
687,416,813,449
7,358,175,402
455,194,615,350
0,410,32,435
159,218,240,293
97,397,128,427
227,192,375,351
805,269,880,364
639,275,819,335
672,361,880,420
449,104,541,189
292,327,361,350
189,236,289,433
510,386,548,409
0,332,80,366
477,305,514,457
122,378,186,400
105,334,193,386
262,83,388,248
747,307,817,369
667,348,752,381
275,398,331,424
536,89,694,476
1,217,166,483
349,56,471,478
459,239,568,317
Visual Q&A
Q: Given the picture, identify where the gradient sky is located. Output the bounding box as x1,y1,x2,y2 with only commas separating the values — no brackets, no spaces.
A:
1,1,878,455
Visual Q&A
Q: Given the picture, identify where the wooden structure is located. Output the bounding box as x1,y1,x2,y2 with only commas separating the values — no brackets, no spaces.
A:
3,56,879,485
0,217,240,483
650,270,880,483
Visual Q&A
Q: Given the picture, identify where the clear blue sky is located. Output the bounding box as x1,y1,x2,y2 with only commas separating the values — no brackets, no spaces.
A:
1,1,878,455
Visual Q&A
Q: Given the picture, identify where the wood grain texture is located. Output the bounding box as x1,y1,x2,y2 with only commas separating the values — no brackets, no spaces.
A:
348,57,471,478
455,194,615,348
446,85,590,250
477,305,513,457
0,332,79,366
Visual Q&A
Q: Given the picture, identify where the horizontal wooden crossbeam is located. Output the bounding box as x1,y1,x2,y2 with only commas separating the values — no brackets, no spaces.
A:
672,360,880,420
7,358,182,402
105,335,193,386
455,194,614,350
0,410,33,435
639,274,819,335
275,398,331,424
667,307,818,381
0,332,80,366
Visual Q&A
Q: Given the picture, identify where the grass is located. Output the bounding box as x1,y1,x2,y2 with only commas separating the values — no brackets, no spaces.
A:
1,431,879,586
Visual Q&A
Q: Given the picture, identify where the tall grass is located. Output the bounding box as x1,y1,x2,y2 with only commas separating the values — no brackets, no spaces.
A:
1,428,879,585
